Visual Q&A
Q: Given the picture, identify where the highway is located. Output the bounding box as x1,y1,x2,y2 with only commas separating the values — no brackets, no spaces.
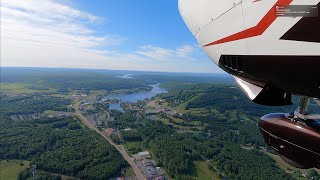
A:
73,100,146,180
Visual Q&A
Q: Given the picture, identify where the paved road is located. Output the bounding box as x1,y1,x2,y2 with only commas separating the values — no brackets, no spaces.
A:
74,100,146,180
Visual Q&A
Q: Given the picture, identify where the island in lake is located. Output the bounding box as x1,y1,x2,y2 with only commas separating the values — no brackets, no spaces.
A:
103,83,167,112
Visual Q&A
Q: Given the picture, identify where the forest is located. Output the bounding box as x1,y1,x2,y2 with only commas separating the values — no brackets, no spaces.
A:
111,82,319,179
118,120,291,179
0,95,127,179
0,95,70,115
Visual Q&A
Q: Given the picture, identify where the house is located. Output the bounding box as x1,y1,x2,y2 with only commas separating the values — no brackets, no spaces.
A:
104,128,116,136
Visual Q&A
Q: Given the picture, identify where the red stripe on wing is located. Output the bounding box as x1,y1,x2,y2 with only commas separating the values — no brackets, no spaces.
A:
204,0,293,47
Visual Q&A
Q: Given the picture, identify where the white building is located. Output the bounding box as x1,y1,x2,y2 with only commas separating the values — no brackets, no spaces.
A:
133,151,151,160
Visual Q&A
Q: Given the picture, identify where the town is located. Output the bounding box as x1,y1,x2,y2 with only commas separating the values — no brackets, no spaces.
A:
76,90,181,180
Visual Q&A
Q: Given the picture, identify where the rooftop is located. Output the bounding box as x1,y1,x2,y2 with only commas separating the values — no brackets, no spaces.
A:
138,151,150,157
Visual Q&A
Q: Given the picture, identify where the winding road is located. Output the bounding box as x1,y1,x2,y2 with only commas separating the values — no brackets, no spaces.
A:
73,100,146,180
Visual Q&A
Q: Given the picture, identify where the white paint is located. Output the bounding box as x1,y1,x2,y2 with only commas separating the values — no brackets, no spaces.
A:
179,0,320,67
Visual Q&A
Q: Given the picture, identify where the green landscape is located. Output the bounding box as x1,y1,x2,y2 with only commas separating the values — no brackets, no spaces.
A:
1,67,319,180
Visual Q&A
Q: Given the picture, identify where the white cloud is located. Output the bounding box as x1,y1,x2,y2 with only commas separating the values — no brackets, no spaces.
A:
136,45,197,62
0,0,222,73
0,0,123,48
1,0,102,23
0,0,125,67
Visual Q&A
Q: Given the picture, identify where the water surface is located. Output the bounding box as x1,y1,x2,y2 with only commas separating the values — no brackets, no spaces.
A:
116,74,133,79
105,84,167,112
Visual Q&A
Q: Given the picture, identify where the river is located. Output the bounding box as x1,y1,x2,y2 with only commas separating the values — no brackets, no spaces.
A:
104,83,167,112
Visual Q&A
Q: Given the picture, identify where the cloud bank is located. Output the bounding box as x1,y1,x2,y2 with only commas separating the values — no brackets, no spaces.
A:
0,0,222,73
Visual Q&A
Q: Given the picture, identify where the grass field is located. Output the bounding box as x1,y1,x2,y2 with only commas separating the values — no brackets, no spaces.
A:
124,167,137,177
156,116,199,132
191,161,220,180
124,141,142,155
0,160,30,180
268,153,320,179
175,93,203,112
0,83,34,94
0,83,57,95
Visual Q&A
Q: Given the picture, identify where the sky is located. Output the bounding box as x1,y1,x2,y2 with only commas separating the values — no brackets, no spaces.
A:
0,0,224,73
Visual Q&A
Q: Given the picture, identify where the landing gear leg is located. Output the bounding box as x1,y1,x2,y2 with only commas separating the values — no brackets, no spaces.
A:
294,96,310,120
294,96,320,121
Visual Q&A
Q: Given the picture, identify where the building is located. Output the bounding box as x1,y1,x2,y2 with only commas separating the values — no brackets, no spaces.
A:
146,166,157,176
135,151,151,160
138,151,150,158
123,128,132,131
141,159,156,167
137,158,164,180
155,176,165,180
133,151,151,160
104,128,116,136
117,176,125,180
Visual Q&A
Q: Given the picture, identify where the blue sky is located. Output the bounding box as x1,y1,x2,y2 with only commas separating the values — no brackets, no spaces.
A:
74,0,194,50
1,0,223,73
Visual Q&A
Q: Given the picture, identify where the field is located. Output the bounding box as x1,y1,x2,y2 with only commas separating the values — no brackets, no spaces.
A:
124,167,137,177
191,161,220,180
175,93,203,111
124,141,143,154
0,160,30,180
268,153,320,179
0,83,34,94
0,83,57,95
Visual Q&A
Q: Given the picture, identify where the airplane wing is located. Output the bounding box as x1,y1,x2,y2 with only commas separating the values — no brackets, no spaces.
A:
234,76,292,106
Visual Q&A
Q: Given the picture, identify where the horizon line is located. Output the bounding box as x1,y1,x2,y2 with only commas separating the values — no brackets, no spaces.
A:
0,66,228,75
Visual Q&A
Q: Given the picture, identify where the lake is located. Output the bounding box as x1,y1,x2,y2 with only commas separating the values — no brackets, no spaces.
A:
116,74,134,79
104,83,167,112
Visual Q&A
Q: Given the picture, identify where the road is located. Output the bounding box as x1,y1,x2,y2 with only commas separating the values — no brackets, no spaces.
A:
73,100,146,180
